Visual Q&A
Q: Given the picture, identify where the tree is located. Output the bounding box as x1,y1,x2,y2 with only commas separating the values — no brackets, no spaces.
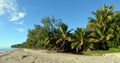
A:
107,11,120,48
25,25,45,48
88,24,114,50
45,23,73,52
87,4,116,50
71,28,89,53
87,4,116,31
56,23,73,52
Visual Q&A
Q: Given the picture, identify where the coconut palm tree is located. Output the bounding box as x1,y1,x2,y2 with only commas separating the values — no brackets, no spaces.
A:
87,4,116,50
88,24,114,50
106,11,120,48
71,28,89,53
56,23,73,52
44,23,73,52
87,4,116,31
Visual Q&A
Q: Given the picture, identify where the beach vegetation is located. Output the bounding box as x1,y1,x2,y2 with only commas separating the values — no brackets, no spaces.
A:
11,4,120,55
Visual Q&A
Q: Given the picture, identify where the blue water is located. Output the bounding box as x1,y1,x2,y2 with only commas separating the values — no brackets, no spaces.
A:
0,47,16,52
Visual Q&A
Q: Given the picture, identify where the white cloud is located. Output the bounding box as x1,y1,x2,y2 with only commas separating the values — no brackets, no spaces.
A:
15,28,25,32
0,0,26,21
10,12,26,21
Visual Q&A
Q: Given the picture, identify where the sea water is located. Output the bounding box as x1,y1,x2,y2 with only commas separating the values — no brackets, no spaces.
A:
0,47,16,52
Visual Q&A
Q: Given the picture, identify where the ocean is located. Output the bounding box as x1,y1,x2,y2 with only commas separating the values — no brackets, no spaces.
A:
0,47,16,52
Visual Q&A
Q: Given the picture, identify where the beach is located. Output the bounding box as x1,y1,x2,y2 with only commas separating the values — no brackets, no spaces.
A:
0,49,120,63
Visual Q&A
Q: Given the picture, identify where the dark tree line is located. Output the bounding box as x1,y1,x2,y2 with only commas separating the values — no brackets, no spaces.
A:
12,4,120,54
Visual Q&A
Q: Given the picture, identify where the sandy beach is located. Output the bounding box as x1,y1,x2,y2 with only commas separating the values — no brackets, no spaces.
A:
0,49,120,63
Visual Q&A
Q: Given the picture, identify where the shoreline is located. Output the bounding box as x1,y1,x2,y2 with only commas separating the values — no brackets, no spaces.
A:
0,47,15,52
0,48,120,63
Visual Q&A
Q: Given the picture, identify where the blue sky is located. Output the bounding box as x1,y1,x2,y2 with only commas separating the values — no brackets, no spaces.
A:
0,0,120,47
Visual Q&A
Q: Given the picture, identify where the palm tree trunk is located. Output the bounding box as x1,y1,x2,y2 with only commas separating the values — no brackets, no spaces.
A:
101,42,107,50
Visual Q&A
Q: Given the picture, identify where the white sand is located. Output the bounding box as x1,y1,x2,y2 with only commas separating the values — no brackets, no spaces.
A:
0,49,120,63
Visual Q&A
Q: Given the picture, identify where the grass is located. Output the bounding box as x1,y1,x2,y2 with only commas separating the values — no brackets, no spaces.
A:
86,48,120,55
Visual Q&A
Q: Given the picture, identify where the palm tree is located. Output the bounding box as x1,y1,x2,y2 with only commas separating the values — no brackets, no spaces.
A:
87,4,116,31
107,11,120,48
44,29,60,50
88,24,114,50
86,4,116,50
56,23,73,52
71,28,89,53
44,23,73,52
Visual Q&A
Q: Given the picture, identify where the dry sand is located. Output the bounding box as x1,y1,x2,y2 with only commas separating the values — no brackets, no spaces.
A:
0,49,120,63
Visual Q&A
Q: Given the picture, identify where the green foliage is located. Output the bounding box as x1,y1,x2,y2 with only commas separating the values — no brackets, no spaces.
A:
86,48,120,55
71,28,88,53
87,4,119,50
45,22,73,52
11,4,120,54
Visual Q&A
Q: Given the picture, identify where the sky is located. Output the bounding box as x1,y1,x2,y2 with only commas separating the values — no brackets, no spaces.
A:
0,0,120,47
